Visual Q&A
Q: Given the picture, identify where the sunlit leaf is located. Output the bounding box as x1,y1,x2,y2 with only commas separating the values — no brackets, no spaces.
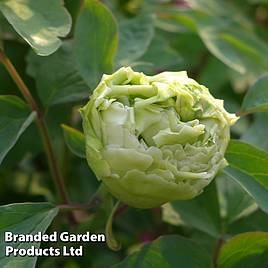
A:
0,0,71,56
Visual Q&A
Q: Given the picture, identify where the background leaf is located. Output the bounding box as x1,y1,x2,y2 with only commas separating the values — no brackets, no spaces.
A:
216,174,257,225
228,210,268,235
137,34,182,74
179,1,268,77
224,167,268,214
242,113,268,152
170,182,221,238
113,235,213,268
224,140,268,214
241,75,268,114
218,232,268,268
0,95,36,165
226,140,268,189
26,41,89,107
196,17,268,77
0,202,58,267
74,0,118,89
116,14,155,66
0,0,71,56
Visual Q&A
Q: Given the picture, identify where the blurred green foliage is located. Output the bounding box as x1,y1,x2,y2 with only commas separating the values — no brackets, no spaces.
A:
1,0,268,267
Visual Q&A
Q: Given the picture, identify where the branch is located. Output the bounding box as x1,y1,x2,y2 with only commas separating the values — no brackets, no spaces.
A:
0,49,71,205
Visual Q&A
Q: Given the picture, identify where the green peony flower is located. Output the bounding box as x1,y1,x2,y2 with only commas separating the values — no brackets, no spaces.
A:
81,67,238,208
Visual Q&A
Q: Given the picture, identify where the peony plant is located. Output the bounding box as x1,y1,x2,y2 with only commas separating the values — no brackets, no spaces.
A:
81,67,238,208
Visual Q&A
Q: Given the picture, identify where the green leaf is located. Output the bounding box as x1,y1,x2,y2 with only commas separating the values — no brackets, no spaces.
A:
248,0,268,3
190,230,218,256
216,174,257,225
0,0,71,56
74,0,118,89
226,140,268,189
197,17,268,76
241,75,268,114
187,0,226,15
182,2,268,77
218,232,268,268
224,167,268,214
137,34,182,74
154,7,196,33
26,41,89,107
61,124,86,158
229,210,268,235
0,95,36,165
113,235,213,268
224,140,268,214
242,113,268,152
116,14,155,66
0,202,58,267
199,57,229,93
171,182,221,238
64,0,83,25
172,32,207,71
187,0,252,25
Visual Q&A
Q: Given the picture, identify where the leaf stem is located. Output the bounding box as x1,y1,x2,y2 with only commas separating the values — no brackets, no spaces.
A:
37,117,71,204
58,199,129,218
0,49,71,205
58,198,102,211
235,110,249,117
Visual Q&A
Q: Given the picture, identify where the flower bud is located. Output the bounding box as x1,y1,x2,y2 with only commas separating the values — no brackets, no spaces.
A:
81,67,238,208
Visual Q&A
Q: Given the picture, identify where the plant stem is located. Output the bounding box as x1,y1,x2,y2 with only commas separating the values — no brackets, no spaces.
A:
236,110,248,117
0,49,70,205
213,236,225,268
58,203,97,211
114,204,128,218
37,118,71,204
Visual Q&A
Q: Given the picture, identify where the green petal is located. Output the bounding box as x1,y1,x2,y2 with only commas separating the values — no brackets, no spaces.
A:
135,105,162,134
102,148,153,171
102,169,203,208
153,124,205,147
